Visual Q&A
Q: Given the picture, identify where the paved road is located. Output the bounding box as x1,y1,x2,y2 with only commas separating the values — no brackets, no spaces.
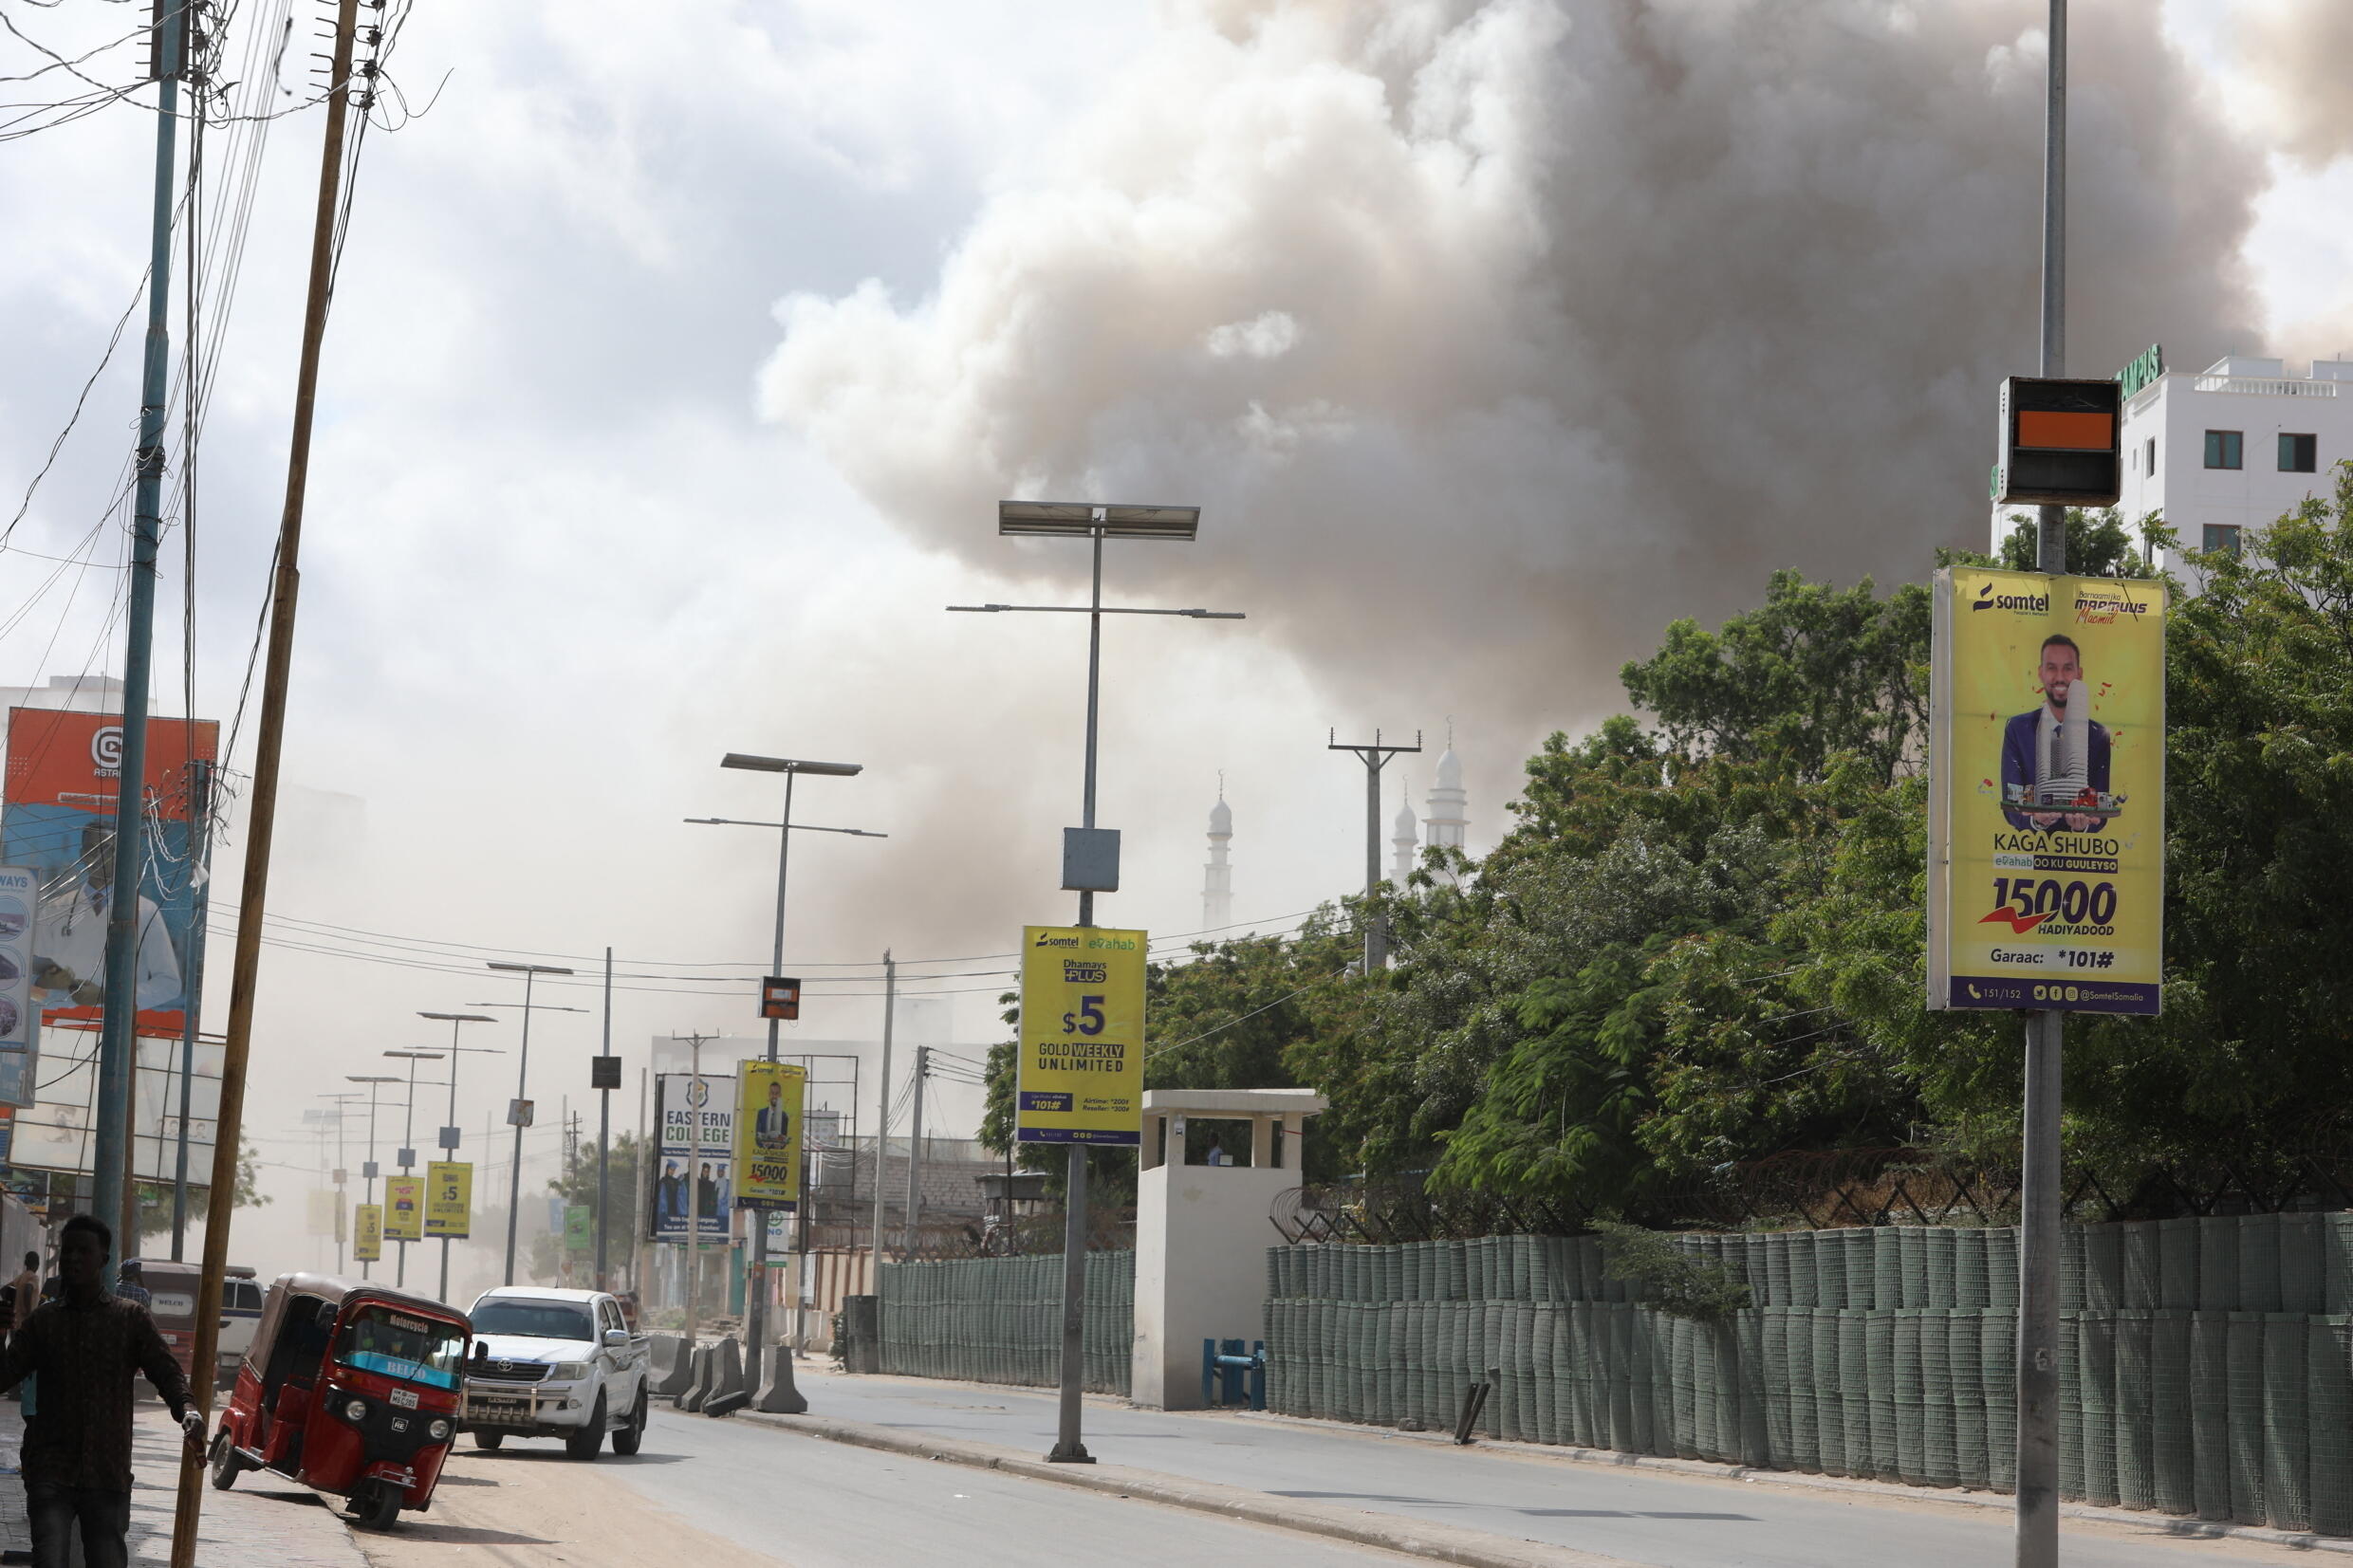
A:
352,1408,1421,1568
779,1367,2325,1568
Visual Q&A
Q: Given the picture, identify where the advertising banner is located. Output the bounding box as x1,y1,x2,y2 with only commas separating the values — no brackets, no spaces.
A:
382,1175,422,1242
426,1161,471,1238
1014,926,1146,1146
6,1036,218,1181
0,867,35,1109
1,710,218,1049
732,1060,804,1211
354,1203,382,1263
1928,567,2167,1014
565,1204,591,1251
650,1072,733,1241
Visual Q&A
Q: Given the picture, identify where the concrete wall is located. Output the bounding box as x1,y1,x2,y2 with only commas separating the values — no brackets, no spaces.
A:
1131,1161,1289,1409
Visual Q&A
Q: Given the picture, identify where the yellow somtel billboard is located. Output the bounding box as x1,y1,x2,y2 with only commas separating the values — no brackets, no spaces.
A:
426,1161,471,1239
354,1202,382,1263
732,1060,805,1211
1015,926,1146,1145
382,1174,423,1242
1928,567,2166,1014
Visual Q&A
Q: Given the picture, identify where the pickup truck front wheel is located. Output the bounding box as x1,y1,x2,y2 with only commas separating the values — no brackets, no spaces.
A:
565,1394,606,1460
612,1386,647,1457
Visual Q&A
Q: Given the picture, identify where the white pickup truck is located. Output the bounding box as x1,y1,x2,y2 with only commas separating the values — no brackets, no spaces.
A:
456,1286,650,1459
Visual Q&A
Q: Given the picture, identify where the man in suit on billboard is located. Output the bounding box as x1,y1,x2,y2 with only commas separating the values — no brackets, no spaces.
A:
2001,634,2111,833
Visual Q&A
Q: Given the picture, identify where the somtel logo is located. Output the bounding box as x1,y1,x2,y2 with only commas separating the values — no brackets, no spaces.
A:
1973,581,2050,615
1033,932,1079,949
89,725,122,771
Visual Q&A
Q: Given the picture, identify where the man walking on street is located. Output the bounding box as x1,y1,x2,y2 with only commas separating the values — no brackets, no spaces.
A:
0,1249,35,1393
0,1214,203,1568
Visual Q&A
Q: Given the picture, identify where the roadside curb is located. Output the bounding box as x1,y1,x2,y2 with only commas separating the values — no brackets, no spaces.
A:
1221,1407,2353,1558
737,1409,1631,1568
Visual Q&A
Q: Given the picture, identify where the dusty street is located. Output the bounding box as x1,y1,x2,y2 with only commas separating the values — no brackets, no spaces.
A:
343,1407,1417,1568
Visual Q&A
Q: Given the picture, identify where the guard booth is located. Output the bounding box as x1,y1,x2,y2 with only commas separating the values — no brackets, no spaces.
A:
1130,1087,1324,1409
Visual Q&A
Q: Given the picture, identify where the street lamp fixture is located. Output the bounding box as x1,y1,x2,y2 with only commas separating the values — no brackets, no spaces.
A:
952,498,1242,1468
695,748,878,1396
417,1011,501,1300
488,961,575,1285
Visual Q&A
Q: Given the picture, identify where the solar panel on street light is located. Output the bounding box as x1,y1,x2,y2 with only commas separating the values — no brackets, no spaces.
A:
996,500,1200,540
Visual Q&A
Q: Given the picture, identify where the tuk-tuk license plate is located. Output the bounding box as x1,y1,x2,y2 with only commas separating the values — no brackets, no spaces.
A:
390,1388,419,1410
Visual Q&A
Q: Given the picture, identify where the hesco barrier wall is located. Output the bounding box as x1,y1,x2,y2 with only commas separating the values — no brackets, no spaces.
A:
877,1252,1135,1396
1266,1216,2353,1536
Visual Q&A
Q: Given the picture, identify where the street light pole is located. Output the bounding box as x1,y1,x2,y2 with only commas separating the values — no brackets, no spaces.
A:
952,499,1242,1467
317,1093,360,1274
419,1012,498,1302
490,961,575,1285
382,1050,443,1288
2017,8,2068,1568
346,1076,398,1280
697,752,874,1393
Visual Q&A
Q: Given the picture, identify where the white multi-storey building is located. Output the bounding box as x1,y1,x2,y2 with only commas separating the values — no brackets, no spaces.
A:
1992,351,2352,567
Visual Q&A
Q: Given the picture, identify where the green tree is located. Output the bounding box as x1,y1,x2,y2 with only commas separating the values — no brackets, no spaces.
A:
133,1137,269,1240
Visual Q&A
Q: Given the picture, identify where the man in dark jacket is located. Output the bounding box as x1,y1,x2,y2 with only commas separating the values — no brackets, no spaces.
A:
0,1214,203,1568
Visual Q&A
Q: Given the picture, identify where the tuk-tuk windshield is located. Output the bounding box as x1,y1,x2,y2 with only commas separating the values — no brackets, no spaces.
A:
335,1305,466,1390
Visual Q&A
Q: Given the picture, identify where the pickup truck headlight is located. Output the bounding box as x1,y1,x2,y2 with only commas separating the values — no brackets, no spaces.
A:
549,1362,590,1381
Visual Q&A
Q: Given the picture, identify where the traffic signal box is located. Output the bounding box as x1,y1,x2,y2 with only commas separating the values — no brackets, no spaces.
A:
759,975,801,1021
1996,376,2121,507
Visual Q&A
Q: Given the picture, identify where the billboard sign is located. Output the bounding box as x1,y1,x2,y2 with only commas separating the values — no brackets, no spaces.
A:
1014,926,1146,1146
650,1072,732,1241
565,1204,591,1251
425,1161,471,1238
0,866,37,1108
1928,567,2167,1014
732,1059,804,1212
383,1175,423,1242
354,1203,382,1263
2,710,217,1048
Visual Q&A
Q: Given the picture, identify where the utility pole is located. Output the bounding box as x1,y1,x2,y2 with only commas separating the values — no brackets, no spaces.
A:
677,1032,712,1346
1328,730,1422,970
2016,7,2067,1568
902,1046,927,1253
491,961,574,1286
596,947,613,1291
170,1,364,1547
633,1066,649,1302
169,760,213,1262
92,0,191,1282
869,952,894,1272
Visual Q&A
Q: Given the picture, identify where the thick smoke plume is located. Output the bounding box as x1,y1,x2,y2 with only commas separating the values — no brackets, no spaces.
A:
761,0,2275,752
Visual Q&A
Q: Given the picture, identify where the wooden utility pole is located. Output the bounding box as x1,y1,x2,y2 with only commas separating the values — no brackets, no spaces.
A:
170,0,362,1559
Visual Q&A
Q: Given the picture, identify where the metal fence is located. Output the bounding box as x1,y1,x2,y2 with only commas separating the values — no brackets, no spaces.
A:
876,1251,1135,1395
1264,1218,2353,1535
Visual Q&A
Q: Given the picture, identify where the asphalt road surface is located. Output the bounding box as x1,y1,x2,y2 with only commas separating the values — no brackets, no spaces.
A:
347,1408,1425,1568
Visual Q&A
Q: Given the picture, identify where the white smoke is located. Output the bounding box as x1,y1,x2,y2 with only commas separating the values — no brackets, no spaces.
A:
759,0,2274,732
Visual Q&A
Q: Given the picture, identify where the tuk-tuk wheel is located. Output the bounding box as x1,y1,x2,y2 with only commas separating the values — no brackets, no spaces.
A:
349,1481,402,1531
207,1433,240,1492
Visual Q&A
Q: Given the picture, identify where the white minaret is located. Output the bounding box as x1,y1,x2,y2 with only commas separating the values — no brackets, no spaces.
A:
1203,785,1232,931
1425,735,1468,875
1391,789,1418,884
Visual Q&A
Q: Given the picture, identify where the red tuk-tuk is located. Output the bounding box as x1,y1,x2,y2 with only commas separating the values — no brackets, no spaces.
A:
208,1273,472,1530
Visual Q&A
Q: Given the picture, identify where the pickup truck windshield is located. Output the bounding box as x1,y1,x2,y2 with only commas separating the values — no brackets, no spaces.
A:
335,1305,467,1390
471,1301,595,1341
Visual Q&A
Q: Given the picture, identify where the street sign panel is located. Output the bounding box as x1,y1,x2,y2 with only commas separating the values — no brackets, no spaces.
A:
1014,926,1145,1146
354,1203,382,1263
1928,566,2167,1014
426,1160,471,1239
590,1055,621,1090
383,1174,422,1241
732,1060,804,1211
507,1098,533,1128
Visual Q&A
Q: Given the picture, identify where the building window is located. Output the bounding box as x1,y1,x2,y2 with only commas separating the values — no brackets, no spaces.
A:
2144,436,2157,476
2279,433,2317,472
2205,430,2243,470
2201,525,2242,558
